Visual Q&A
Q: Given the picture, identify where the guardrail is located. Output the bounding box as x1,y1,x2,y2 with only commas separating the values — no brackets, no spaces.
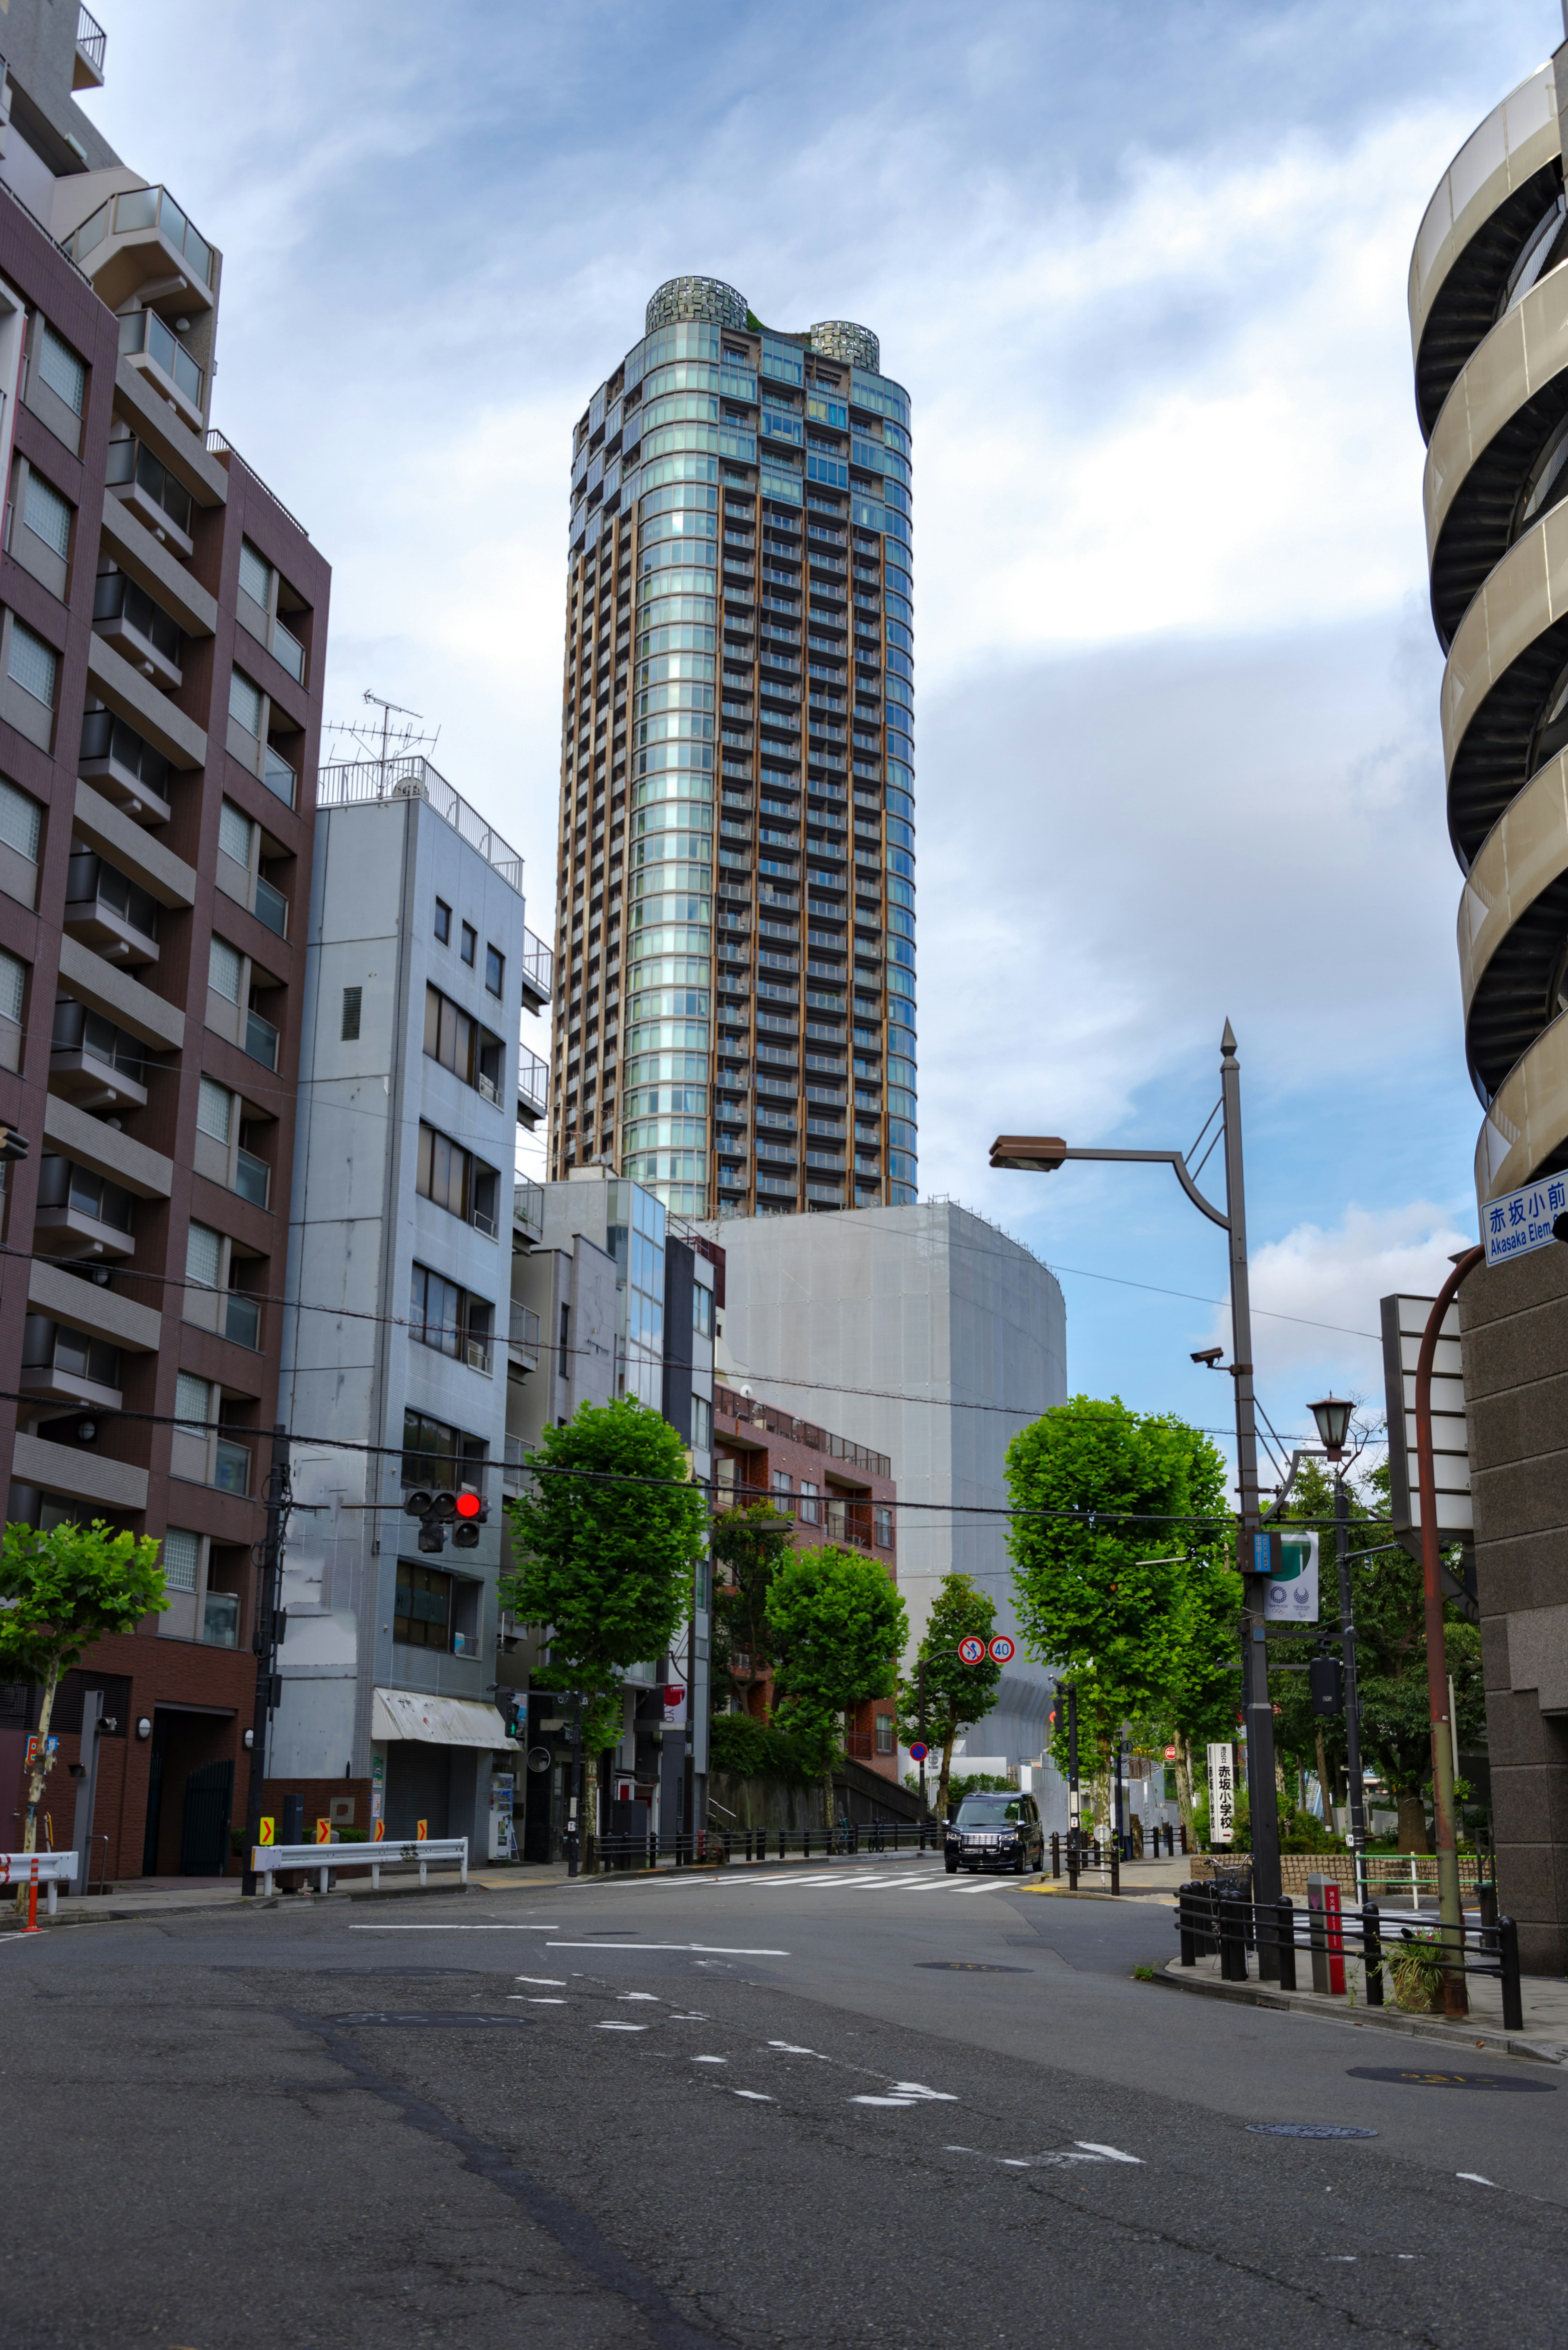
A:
576,1819,942,1872
1172,1879,1523,2031
0,1849,77,1920
250,1836,468,1897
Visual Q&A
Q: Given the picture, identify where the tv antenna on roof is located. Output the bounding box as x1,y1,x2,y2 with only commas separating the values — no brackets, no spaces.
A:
322,690,441,776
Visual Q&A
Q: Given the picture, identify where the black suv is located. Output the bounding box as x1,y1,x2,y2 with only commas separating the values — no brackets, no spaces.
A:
944,1792,1045,1875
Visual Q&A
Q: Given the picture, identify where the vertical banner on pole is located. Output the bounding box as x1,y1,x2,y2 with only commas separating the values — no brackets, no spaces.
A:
1207,1742,1236,1845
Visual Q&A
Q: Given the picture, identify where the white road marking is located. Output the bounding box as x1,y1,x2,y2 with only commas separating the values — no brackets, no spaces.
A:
597,2022,648,2031
855,2095,922,2107
1457,2172,1499,2186
618,1992,660,2001
733,2090,774,2101
891,2082,958,2102
349,1924,562,1932
514,1975,566,1986
547,1942,789,1956
512,1996,566,2004
1076,2142,1143,2164
767,2040,829,2058
693,2056,728,2065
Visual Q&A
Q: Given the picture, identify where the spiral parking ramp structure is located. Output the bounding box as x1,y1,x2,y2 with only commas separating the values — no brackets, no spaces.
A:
1408,56,1568,1203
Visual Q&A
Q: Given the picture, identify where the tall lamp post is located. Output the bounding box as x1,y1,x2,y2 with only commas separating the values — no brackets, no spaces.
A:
1307,1396,1367,1909
992,1020,1284,1974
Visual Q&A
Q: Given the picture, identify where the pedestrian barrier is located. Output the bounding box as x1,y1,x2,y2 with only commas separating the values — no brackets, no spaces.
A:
0,1849,77,1921
582,1818,944,1873
1172,1880,1522,2031
249,1837,468,1897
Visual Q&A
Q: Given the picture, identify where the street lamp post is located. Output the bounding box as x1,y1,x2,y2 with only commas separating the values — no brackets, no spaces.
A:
992,1020,1284,1975
1308,1396,1368,1909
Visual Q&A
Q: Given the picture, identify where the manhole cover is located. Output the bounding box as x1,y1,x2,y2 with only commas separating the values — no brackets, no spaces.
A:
1346,2066,1556,2093
915,1962,1031,1973
1247,2124,1378,2139
326,2012,536,2028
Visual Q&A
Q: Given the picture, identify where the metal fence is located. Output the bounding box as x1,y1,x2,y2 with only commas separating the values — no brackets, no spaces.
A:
575,1819,943,1872
1173,1879,1523,2031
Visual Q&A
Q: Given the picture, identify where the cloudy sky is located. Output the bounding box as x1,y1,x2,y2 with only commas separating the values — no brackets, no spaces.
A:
89,0,1557,1461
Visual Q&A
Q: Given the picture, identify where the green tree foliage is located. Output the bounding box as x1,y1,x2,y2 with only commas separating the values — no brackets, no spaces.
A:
1005,1396,1238,1791
0,1518,167,1872
895,1572,1002,1820
708,1499,795,1711
1274,1459,1484,1851
767,1544,908,1806
707,1711,814,1784
501,1397,707,1752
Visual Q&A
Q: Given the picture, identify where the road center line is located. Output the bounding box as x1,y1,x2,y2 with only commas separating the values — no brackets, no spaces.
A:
547,1942,790,1956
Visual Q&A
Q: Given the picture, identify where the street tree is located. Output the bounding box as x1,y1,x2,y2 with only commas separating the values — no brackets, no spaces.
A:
502,1396,707,1755
895,1572,1002,1820
1005,1396,1237,1804
767,1544,907,1817
709,1498,795,1713
0,1517,167,1894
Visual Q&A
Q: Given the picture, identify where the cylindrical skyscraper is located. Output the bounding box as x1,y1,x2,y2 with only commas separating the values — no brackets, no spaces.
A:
547,278,916,1220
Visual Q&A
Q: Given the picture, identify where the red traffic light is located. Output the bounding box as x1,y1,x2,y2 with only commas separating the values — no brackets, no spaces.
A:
454,1489,483,1519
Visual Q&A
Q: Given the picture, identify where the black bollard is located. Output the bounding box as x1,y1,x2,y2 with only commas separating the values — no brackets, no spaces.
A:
1275,1897,1296,1991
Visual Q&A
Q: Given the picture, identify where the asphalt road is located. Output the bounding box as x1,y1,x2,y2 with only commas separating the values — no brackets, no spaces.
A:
3,1855,1565,2349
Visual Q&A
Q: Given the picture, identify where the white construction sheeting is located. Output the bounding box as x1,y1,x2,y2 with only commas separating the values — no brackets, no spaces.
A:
371,1688,519,1749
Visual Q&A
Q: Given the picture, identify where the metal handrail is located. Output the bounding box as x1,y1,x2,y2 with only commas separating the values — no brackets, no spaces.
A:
75,5,106,71
205,431,311,540
317,755,523,895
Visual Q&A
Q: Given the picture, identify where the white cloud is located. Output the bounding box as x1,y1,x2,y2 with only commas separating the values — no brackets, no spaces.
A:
1221,1200,1473,1389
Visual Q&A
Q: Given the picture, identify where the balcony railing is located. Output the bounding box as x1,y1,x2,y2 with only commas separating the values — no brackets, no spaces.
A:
261,744,296,809
235,1149,269,1208
503,1434,529,1495
224,1291,261,1351
508,1303,541,1369
75,5,107,79
520,929,553,1010
316,756,524,896
244,1009,279,1072
213,1438,250,1496
713,1382,891,1476
202,1589,238,1646
116,307,204,416
514,1179,544,1237
253,876,288,939
65,184,213,292
519,1046,548,1126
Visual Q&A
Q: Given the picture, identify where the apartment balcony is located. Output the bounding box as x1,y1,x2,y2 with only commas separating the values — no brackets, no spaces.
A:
519,929,553,1014
116,308,206,434
79,709,172,826
235,1149,270,1209
20,1319,121,1414
513,1179,544,1243
92,573,183,691
64,183,217,322
64,853,160,969
32,1161,136,1261
508,1302,541,1373
244,1008,280,1073
502,1434,530,1497
223,1291,261,1351
74,4,107,85
518,1044,548,1130
50,1002,149,1113
105,438,194,557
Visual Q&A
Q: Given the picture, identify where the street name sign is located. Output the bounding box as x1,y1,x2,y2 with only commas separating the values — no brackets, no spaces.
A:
1482,1173,1568,1267
1207,1742,1236,1844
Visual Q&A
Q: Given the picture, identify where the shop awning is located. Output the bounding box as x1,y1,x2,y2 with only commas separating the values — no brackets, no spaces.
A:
371,1688,519,1750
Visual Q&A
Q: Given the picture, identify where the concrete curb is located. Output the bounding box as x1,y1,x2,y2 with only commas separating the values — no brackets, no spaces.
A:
1156,1957,1568,2067
1022,1884,1176,1906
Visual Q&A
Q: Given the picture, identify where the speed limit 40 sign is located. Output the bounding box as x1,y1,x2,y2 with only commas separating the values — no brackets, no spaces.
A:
987,1635,1016,1664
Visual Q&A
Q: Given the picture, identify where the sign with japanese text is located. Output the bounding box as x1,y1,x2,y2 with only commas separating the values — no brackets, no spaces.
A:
1263,1533,1319,1623
1207,1741,1236,1845
1483,1175,1568,1268
663,1683,688,1729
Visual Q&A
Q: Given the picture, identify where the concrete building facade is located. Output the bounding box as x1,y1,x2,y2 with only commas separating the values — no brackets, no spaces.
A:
274,763,549,1851
0,2,330,1880
700,1199,1068,1770
547,276,918,1224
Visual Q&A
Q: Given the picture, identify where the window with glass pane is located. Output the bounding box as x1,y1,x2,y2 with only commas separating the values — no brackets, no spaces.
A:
238,541,273,608
185,1221,221,1288
203,1590,238,1645
208,936,242,1003
410,1262,463,1358
228,668,263,736
218,800,253,866
875,1714,894,1754
0,949,24,1029
401,1407,487,1491
38,324,86,416
693,1394,712,1451
197,1076,232,1140
175,1371,211,1431
394,1560,453,1650
485,944,504,998
213,1439,249,1495
24,473,71,559
162,1527,201,1592
0,778,40,863
8,624,57,707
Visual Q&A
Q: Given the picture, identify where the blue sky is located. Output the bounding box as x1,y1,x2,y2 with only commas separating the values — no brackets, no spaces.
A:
88,0,1559,1463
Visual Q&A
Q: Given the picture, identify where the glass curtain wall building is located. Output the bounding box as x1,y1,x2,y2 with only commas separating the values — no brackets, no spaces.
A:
548,275,916,1220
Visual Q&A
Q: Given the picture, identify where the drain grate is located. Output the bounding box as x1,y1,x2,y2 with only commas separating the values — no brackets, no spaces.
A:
327,2011,537,2029
1247,2124,1378,2139
1347,2066,1556,2093
915,1962,1031,1973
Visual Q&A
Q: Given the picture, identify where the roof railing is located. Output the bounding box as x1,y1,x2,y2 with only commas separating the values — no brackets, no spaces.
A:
317,755,524,896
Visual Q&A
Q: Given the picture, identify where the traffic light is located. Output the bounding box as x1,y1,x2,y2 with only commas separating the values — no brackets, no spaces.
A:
404,1488,456,1554
1309,1652,1344,1717
452,1485,488,1550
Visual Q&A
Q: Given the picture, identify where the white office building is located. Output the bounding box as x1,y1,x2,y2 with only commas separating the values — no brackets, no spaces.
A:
702,1199,1067,1766
273,758,552,1849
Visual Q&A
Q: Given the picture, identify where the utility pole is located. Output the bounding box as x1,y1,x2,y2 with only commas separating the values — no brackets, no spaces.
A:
241,1427,290,1897
1066,1681,1079,1857
917,1655,927,1822
1334,1465,1368,1907
567,1691,584,1877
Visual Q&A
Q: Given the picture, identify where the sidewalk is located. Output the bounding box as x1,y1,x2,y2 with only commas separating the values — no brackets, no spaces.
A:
1025,1855,1187,1904
1162,1947,1568,2066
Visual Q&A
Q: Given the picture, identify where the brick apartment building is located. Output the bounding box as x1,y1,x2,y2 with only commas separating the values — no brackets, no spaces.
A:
712,1380,899,1778
0,4,328,1882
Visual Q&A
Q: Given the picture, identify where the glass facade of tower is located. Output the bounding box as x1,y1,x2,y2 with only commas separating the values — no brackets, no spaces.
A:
548,277,916,1221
